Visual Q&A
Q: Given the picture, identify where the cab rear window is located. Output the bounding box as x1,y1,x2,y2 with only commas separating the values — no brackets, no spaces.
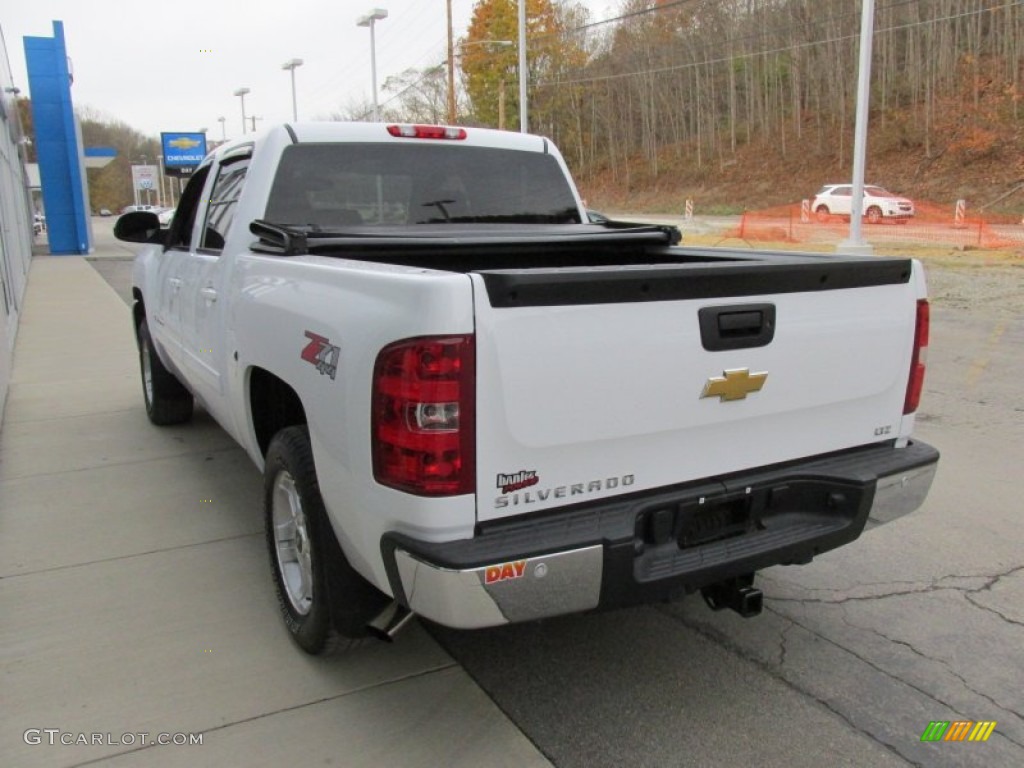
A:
264,143,581,228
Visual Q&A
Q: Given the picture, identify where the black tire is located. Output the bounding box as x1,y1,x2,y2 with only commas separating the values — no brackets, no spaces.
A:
815,205,830,222
264,426,389,655
137,319,193,425
866,206,883,224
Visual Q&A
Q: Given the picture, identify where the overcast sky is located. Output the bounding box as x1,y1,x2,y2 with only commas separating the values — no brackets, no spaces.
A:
2,0,619,141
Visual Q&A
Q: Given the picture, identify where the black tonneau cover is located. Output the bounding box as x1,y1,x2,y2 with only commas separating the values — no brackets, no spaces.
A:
249,220,682,256
247,218,912,308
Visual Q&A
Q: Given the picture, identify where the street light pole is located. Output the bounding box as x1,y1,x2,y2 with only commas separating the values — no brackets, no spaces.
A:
233,87,250,134
446,0,455,124
218,116,226,142
838,0,876,255
357,8,388,122
518,0,528,132
282,58,303,121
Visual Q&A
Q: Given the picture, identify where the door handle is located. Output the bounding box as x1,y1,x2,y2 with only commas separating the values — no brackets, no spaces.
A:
698,303,776,351
200,287,218,302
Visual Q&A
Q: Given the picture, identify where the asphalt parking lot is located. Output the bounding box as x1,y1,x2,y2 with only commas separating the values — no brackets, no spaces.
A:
431,249,1024,768
3,217,1021,767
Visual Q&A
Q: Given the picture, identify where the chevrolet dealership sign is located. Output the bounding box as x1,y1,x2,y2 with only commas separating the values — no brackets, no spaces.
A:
161,132,207,177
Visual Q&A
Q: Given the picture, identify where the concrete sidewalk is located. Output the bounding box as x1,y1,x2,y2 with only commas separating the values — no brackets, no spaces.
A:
0,254,549,767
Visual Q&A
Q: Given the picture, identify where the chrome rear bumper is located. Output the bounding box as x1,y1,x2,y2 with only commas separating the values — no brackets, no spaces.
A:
383,441,939,629
393,545,602,629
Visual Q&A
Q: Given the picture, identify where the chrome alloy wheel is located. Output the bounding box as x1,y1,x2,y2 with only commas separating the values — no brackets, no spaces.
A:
272,471,314,616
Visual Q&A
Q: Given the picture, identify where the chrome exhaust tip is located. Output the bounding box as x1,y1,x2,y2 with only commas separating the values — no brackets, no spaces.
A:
366,602,415,642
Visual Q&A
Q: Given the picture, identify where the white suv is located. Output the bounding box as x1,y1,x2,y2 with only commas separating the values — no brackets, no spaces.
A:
812,184,914,223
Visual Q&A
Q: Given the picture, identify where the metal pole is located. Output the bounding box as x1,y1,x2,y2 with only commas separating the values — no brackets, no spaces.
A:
358,10,387,122
290,67,298,121
283,59,303,121
370,20,379,121
838,0,875,255
446,0,456,124
234,88,250,134
518,0,527,132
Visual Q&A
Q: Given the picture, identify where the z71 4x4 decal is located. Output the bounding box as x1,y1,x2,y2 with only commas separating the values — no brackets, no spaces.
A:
300,331,340,380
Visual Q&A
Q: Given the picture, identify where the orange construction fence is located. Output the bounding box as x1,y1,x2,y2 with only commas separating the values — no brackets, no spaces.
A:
731,200,1024,250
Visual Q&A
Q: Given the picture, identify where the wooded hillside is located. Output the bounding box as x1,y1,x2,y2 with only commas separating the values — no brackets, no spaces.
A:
464,0,1023,213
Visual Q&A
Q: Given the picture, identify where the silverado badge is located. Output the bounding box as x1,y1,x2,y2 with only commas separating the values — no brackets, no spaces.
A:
701,368,767,401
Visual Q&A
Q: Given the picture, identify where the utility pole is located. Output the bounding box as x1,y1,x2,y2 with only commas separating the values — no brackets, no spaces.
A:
498,79,506,130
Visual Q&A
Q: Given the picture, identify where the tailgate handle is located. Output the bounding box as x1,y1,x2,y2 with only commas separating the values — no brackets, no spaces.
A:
699,303,776,351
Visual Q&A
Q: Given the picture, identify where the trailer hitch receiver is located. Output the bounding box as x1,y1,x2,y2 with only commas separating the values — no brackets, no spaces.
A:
701,575,763,618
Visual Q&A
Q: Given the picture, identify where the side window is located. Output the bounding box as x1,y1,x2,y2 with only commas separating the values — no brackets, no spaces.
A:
201,157,249,252
166,166,211,250
836,187,852,197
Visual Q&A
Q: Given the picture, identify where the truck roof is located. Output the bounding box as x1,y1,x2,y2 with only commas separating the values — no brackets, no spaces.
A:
209,121,550,164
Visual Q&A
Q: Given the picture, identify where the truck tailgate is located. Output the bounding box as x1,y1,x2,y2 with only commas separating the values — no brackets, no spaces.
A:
470,256,919,522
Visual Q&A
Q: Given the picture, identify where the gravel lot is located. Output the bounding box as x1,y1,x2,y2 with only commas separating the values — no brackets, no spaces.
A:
923,257,1023,315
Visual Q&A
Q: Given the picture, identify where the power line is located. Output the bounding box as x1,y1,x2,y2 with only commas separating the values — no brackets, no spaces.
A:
534,2,1010,89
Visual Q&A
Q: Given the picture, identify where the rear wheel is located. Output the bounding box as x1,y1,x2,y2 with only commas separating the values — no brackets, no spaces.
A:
137,319,193,425
815,205,830,222
264,426,388,655
865,206,883,224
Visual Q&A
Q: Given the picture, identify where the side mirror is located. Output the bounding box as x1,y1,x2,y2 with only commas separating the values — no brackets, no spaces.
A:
113,211,163,244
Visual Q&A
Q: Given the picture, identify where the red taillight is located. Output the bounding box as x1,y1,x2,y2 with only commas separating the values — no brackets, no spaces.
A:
904,299,929,414
386,124,467,140
372,335,475,496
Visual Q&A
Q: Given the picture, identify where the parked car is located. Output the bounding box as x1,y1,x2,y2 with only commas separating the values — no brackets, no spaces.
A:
98,208,113,217
33,213,46,235
812,184,914,223
157,207,175,227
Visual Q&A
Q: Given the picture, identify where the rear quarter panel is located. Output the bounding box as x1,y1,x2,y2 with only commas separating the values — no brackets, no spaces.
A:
229,253,477,591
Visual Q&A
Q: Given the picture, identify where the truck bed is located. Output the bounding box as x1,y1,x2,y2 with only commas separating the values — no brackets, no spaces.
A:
250,221,912,293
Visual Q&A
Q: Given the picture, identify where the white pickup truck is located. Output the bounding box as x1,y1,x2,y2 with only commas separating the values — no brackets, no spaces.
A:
115,122,939,654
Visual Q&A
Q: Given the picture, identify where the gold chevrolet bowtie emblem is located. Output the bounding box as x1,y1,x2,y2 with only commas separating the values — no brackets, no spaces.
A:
701,368,768,401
